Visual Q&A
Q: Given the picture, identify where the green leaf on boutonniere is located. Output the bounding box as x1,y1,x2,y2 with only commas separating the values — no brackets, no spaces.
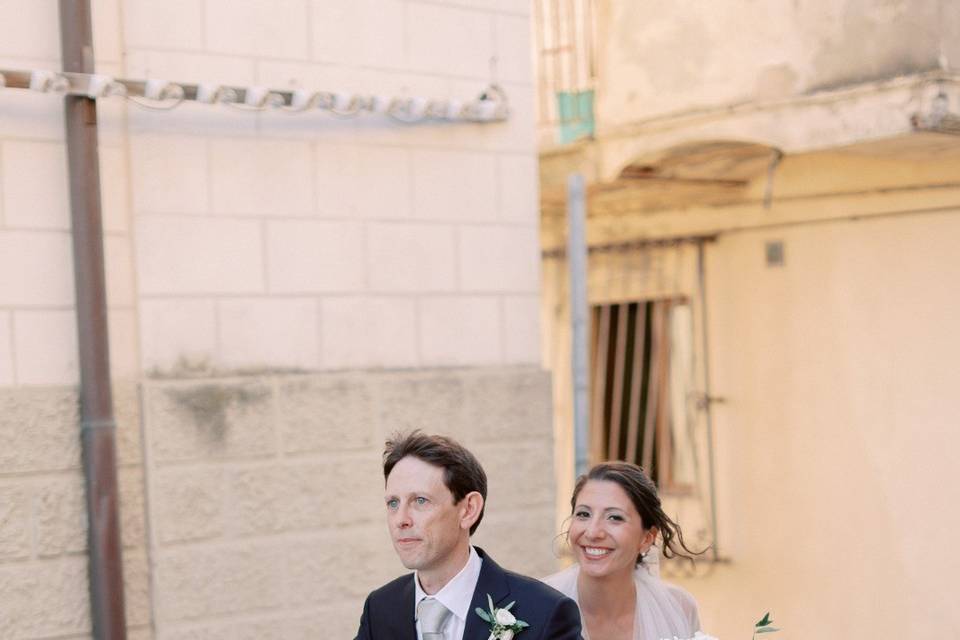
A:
756,613,771,628
487,593,497,622
504,601,516,611
475,608,491,623
756,627,780,634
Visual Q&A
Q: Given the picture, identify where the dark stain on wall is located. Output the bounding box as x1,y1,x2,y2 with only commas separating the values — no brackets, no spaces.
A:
169,383,271,444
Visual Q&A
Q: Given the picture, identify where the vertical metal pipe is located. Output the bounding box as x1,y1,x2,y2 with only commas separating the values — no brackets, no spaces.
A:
58,1,127,638
568,174,590,477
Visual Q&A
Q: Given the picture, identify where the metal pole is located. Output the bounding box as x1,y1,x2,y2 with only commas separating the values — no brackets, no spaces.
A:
568,174,590,478
696,242,720,562
58,1,127,637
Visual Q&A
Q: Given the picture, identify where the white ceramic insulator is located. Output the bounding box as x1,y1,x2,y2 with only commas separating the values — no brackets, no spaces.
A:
196,83,221,103
244,85,270,107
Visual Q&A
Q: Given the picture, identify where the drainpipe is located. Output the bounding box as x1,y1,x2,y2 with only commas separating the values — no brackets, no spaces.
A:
59,1,128,638
567,173,590,478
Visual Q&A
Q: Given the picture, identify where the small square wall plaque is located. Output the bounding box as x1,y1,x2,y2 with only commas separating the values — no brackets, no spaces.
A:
765,240,784,267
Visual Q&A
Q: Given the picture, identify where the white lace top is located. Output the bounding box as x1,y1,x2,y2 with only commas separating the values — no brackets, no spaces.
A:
542,562,701,640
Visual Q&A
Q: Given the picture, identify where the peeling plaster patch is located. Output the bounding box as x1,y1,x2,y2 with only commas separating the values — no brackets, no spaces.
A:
756,64,799,100
808,0,941,92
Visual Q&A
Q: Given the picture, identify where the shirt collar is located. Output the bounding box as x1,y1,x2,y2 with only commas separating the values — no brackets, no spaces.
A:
414,545,483,624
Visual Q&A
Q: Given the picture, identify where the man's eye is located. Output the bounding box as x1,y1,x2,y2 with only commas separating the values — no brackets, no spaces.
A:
415,496,428,505
386,499,399,510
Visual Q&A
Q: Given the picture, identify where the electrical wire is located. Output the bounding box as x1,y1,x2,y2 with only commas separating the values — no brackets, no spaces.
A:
124,94,185,111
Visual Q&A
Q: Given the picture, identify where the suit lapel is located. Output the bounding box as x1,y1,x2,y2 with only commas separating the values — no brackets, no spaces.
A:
382,574,418,640
463,548,512,639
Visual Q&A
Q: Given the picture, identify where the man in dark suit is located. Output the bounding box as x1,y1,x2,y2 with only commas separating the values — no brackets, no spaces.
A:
355,431,582,640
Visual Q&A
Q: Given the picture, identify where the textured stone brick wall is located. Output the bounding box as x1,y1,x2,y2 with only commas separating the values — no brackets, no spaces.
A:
0,384,152,639
141,366,557,639
0,366,556,639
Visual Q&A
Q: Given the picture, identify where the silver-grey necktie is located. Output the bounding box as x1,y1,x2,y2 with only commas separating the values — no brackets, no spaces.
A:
417,597,452,640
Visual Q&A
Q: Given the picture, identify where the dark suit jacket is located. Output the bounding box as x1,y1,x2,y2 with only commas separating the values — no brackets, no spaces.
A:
355,547,582,639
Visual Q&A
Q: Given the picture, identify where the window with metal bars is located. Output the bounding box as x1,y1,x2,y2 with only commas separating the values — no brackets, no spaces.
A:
590,299,696,493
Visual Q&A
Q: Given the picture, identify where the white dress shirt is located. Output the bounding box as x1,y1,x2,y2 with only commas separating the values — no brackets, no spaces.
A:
414,545,483,640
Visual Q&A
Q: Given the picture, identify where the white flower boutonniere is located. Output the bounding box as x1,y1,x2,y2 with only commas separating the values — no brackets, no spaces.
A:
475,594,529,640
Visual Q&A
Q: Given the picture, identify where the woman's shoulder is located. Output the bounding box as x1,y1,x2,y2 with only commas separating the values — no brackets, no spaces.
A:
657,579,702,629
540,564,579,599
661,581,698,609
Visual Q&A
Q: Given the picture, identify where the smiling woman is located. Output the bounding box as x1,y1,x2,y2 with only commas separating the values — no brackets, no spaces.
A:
543,462,704,640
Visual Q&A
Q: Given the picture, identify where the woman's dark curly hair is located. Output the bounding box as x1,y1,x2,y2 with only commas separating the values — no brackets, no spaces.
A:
571,461,703,565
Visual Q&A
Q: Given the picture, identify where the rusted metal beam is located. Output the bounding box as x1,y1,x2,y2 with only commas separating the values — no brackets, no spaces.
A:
58,1,128,638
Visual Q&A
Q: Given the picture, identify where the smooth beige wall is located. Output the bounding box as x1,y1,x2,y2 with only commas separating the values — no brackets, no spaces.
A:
678,205,960,638
542,149,960,637
539,2,960,636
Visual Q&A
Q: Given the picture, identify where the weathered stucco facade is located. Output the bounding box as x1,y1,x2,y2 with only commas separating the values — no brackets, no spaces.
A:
539,1,960,638
1,1,555,639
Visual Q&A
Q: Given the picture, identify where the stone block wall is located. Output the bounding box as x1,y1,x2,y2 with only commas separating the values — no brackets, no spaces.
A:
0,384,151,639
0,366,556,639
141,366,557,639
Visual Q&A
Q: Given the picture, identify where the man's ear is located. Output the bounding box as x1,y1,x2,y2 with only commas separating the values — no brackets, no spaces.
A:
459,491,484,531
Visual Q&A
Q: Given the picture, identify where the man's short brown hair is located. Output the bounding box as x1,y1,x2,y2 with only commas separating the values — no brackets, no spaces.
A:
383,431,487,535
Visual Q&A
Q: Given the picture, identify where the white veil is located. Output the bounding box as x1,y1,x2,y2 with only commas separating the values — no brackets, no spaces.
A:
542,551,699,640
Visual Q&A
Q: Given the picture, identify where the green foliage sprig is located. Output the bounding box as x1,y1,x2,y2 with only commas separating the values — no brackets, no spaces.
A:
753,612,780,639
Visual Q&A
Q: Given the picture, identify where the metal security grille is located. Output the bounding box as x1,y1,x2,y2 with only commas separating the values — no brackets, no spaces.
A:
590,299,693,492
533,0,596,141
